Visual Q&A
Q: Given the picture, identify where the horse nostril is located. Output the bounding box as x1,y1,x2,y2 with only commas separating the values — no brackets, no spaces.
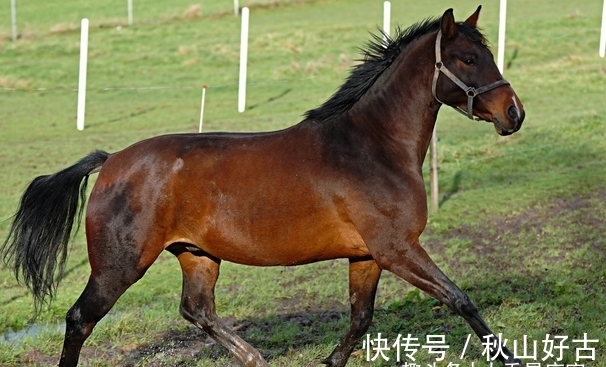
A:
507,105,520,122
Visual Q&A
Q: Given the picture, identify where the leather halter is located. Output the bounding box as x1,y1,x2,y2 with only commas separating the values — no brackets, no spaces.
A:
431,30,510,120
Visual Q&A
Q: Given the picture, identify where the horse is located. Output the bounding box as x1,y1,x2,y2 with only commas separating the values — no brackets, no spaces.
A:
1,6,525,367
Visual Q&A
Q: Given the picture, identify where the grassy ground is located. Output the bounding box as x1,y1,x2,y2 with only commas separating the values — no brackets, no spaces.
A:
1,0,605,366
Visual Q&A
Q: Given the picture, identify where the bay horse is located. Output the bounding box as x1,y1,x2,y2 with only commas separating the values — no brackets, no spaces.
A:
1,7,525,367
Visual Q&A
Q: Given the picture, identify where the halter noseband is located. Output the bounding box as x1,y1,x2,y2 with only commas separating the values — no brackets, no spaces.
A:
431,30,510,120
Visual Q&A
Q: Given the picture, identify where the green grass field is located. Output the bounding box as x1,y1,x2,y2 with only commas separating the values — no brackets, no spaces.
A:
1,0,605,366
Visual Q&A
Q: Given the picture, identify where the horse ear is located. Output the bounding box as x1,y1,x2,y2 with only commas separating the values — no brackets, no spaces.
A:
440,8,457,39
464,5,482,27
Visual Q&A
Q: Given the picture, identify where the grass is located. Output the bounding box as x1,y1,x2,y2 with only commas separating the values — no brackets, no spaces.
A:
1,0,606,366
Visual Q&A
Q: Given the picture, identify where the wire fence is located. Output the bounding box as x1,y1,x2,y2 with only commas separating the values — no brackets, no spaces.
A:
1,74,319,93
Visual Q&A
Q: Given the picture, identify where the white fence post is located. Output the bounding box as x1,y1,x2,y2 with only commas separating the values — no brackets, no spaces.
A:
127,0,133,26
199,85,207,133
383,1,391,41
76,18,89,131
600,0,606,57
10,0,17,41
497,0,507,73
238,7,249,113
430,127,439,212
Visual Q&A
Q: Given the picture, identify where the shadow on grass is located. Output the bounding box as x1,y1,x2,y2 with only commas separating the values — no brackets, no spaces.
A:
85,106,158,129
439,170,463,207
248,88,292,110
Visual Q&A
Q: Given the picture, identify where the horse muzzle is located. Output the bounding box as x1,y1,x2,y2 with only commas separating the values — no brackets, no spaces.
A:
492,104,525,136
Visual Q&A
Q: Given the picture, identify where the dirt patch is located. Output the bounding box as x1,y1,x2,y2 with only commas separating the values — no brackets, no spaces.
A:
121,327,216,366
424,189,606,276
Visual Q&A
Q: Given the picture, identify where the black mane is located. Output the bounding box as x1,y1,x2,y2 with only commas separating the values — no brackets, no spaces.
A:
304,17,488,123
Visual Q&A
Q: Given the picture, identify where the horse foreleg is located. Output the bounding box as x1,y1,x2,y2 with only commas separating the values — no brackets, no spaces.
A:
322,257,381,367
173,248,269,367
375,240,523,367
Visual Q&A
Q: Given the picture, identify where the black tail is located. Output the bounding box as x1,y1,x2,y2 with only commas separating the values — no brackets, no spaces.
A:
1,150,110,313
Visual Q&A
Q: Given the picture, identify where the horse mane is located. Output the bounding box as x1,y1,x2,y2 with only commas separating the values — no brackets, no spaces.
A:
304,17,488,123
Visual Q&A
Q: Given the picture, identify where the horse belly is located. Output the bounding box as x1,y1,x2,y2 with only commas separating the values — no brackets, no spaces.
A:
196,207,370,266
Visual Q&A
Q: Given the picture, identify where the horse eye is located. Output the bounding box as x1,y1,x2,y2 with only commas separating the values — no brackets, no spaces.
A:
464,58,475,66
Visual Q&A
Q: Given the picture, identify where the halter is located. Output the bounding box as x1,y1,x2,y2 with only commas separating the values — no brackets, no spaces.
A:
431,30,510,120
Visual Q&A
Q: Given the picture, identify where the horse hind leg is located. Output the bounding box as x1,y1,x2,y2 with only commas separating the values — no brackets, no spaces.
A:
169,245,268,367
59,239,162,367
322,257,382,367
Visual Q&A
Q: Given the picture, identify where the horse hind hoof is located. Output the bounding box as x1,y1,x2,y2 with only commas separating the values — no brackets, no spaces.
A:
319,356,341,367
319,358,332,366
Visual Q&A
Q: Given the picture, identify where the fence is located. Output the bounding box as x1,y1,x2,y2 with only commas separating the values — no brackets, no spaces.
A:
4,0,605,210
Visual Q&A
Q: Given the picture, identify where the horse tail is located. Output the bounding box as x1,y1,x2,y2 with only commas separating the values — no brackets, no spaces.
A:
1,150,110,313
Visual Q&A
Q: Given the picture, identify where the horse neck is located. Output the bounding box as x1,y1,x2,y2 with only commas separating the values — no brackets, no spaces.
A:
348,32,440,170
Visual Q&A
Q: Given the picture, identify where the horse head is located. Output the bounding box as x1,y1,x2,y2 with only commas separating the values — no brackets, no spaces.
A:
433,6,525,135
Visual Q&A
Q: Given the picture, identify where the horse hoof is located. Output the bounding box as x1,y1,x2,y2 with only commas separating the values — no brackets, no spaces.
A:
319,356,343,367
319,357,331,366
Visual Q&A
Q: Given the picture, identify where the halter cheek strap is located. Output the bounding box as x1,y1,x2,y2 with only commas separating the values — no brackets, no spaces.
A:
431,30,510,120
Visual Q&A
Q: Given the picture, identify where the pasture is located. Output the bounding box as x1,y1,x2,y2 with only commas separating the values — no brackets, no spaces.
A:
1,0,605,366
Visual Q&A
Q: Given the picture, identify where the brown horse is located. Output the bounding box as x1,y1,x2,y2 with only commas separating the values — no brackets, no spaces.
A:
1,7,525,367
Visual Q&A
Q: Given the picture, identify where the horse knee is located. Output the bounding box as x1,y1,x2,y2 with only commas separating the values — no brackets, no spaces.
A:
179,298,215,330
65,306,83,332
351,309,373,336
460,297,478,316
64,305,94,342
447,290,478,317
